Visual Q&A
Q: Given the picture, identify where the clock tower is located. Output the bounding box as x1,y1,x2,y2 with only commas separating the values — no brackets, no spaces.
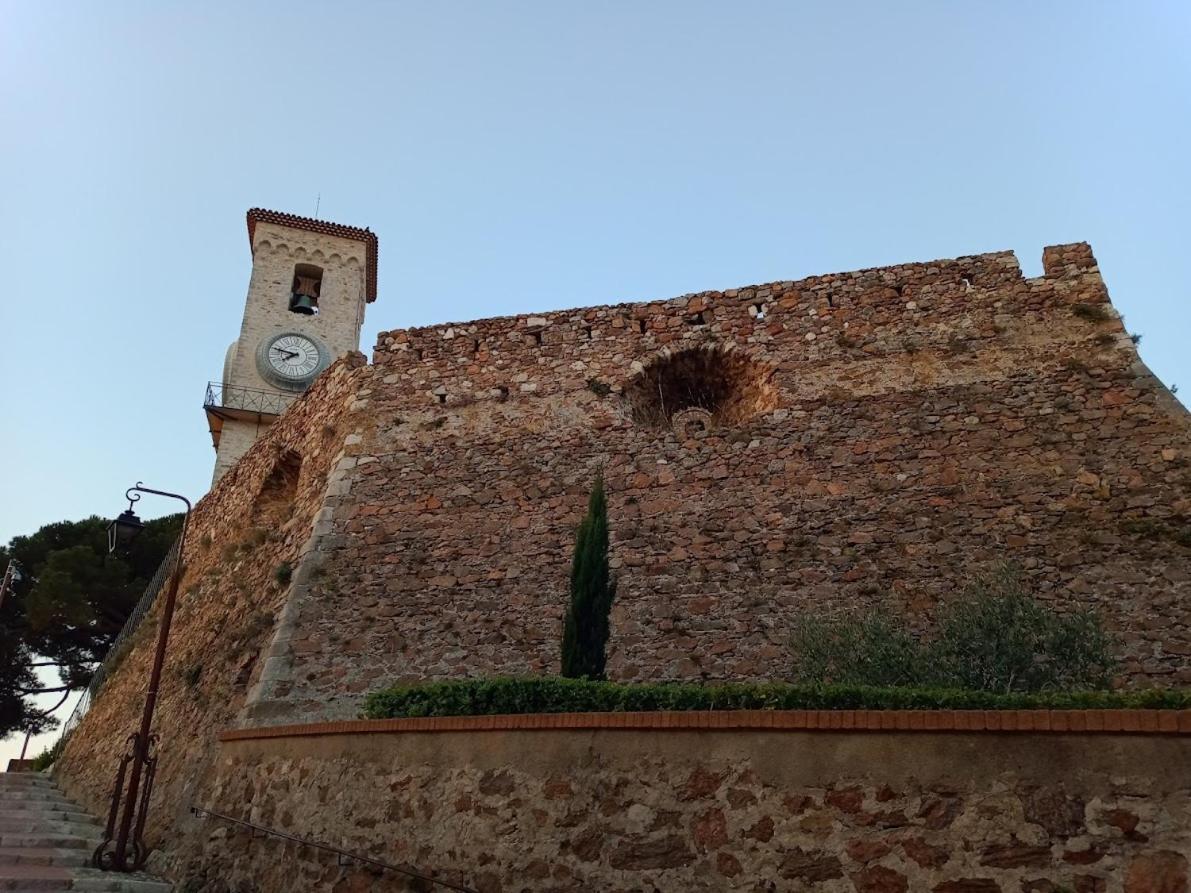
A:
204,208,379,483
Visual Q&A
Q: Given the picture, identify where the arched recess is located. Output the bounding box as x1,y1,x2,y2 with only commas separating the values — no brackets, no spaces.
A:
622,344,778,431
252,449,302,526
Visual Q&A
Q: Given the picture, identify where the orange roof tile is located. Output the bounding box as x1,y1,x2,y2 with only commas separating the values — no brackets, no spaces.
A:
246,208,379,302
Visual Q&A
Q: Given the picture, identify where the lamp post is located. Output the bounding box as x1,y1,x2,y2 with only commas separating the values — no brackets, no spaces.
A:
94,483,191,873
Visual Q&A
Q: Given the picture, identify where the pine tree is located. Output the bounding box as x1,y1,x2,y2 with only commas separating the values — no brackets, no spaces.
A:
561,474,616,679
0,513,181,737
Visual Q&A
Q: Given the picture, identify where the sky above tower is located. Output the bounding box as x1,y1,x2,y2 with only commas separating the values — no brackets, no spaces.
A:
1,1,1188,536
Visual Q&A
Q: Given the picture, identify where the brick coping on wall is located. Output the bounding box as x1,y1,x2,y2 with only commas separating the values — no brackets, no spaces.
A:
219,709,1191,742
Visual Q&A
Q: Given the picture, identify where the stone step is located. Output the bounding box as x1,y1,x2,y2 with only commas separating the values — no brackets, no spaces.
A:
0,847,89,868
0,818,100,838
0,800,81,814
62,867,173,892
0,776,55,789
0,781,71,795
0,792,76,807
0,863,74,890
0,811,99,828
0,777,169,891
0,864,172,891
0,835,91,852
0,782,70,794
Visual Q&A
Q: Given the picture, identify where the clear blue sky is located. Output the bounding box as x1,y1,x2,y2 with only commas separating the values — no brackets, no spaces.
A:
1,0,1188,543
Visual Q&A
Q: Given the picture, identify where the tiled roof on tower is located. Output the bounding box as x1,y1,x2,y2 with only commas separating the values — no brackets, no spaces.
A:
246,208,379,302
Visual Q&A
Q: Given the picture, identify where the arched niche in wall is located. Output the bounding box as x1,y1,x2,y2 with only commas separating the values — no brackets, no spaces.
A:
251,449,302,527
622,344,778,431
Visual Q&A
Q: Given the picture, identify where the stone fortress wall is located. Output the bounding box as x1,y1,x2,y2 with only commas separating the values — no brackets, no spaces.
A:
243,242,1191,724
55,353,370,859
52,241,1191,892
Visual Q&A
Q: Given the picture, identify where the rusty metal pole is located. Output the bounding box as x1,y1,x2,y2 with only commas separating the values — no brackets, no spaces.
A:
93,484,190,872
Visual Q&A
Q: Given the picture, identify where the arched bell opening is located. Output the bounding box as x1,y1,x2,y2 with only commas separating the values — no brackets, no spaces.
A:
289,264,323,315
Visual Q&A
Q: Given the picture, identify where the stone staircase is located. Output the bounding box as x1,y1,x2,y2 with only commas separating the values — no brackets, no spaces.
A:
0,772,171,892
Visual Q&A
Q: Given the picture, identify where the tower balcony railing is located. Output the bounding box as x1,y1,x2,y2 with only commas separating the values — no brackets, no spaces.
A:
203,381,297,417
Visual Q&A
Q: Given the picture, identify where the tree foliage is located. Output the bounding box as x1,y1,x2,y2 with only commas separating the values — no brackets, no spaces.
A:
928,564,1116,692
0,628,42,738
790,610,923,688
561,474,616,679
0,513,181,738
790,564,1116,693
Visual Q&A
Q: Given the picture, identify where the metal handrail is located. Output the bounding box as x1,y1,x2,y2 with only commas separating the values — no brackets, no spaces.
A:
203,381,296,416
189,806,477,892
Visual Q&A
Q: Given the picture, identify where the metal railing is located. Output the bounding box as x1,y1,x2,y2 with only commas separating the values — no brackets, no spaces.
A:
190,807,477,892
54,538,180,749
204,381,296,416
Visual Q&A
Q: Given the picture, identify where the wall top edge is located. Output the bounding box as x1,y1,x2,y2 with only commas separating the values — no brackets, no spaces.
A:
371,242,1097,348
219,706,1191,742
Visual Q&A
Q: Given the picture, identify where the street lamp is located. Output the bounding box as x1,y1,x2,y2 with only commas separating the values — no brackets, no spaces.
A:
106,496,144,554
93,483,191,873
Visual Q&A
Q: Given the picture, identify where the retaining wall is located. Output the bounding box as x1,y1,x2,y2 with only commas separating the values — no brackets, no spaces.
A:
172,713,1191,892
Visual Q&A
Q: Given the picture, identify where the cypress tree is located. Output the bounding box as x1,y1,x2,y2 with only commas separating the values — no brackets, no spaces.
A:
561,474,616,679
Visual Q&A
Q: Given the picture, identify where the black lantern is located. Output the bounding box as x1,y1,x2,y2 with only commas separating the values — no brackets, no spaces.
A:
107,500,144,554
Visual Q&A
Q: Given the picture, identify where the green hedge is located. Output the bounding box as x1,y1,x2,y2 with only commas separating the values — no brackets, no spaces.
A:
362,676,1191,719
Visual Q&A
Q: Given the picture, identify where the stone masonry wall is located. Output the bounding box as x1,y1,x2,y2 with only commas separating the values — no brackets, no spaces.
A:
55,353,369,853
252,243,1191,723
51,241,1191,891
181,725,1191,893
211,416,270,484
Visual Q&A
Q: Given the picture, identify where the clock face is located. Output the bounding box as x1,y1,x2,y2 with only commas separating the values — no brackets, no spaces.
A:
258,333,325,388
